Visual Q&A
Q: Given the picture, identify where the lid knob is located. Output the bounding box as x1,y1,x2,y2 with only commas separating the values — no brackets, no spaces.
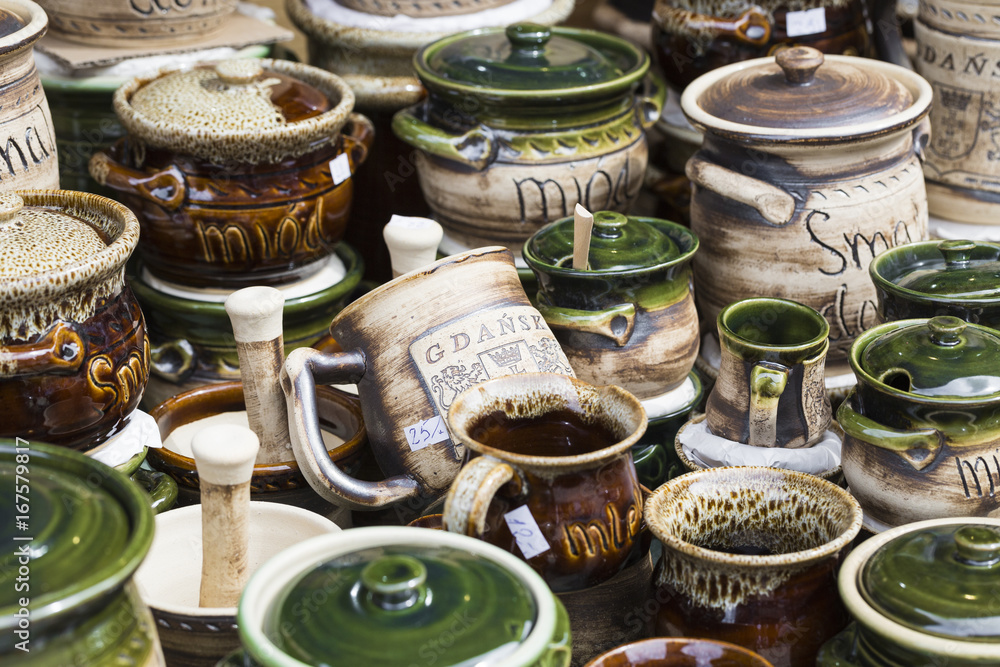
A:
214,59,263,85
928,316,966,346
506,23,551,52
0,192,23,226
775,46,825,85
940,239,978,267
954,525,1000,566
360,555,427,611
592,210,628,239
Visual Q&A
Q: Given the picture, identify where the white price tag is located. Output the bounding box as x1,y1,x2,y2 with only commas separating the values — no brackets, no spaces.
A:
330,153,352,186
403,415,449,451
387,214,436,230
785,7,827,37
504,505,550,560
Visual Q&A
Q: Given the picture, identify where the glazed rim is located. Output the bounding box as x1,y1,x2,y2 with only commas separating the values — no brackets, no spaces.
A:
112,58,356,164
718,296,831,352
135,503,338,618
413,25,649,101
849,318,1000,405
681,54,933,144
1,190,139,307
0,0,46,57
521,217,699,277
645,466,862,568
585,637,775,667
147,381,367,480
839,517,1000,659
237,527,562,667
446,372,648,471
870,240,1000,306
0,441,154,632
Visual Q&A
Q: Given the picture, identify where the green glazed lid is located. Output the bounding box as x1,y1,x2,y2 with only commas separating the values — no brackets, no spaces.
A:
265,543,538,666
891,240,1000,299
525,211,680,272
859,316,1000,398
860,523,1000,641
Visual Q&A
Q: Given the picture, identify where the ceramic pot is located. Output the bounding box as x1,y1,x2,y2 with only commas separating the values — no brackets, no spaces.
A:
585,637,774,667
0,1,58,191
442,373,647,592
592,0,656,51
339,0,517,16
131,242,363,408
222,527,572,667
652,0,871,92
0,190,148,451
524,211,699,400
633,370,705,488
393,24,665,258
838,316,1000,527
682,47,932,368
133,502,339,667
282,247,574,512
870,239,1000,329
89,58,374,288
817,518,1000,666
148,380,366,522
705,298,832,448
913,0,1000,223
0,440,164,666
646,466,862,667
36,0,236,47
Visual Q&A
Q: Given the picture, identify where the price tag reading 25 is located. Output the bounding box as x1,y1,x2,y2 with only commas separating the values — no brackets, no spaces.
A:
403,415,449,451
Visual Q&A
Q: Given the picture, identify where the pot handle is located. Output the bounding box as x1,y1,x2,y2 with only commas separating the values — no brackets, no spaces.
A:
0,322,85,377
686,156,796,226
653,1,771,46
281,347,423,511
637,71,668,130
130,468,179,514
89,149,187,211
341,112,376,169
837,397,943,471
535,301,636,347
913,116,930,164
747,361,789,447
391,105,494,171
442,455,517,539
149,339,197,384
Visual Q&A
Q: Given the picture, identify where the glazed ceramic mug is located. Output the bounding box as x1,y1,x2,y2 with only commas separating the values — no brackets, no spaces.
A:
705,297,832,448
442,373,647,593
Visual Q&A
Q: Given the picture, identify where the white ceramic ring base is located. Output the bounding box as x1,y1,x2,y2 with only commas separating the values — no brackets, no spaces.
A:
928,213,1000,242
86,409,162,469
301,0,553,31
641,375,699,421
438,230,529,268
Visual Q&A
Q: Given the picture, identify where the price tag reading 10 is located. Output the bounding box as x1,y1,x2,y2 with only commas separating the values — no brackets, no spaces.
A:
403,415,449,451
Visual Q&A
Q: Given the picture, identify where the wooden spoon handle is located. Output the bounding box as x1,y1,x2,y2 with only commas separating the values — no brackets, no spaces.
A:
573,203,594,270
383,215,444,278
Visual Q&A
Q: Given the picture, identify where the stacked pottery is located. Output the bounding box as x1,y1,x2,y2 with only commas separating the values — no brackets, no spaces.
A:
87,58,374,403
394,23,665,266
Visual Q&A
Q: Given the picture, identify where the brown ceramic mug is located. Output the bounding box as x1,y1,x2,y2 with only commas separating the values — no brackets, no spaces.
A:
442,373,647,593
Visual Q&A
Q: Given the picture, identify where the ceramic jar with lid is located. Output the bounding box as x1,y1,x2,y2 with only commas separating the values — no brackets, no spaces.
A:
682,46,932,368
0,0,59,192
523,210,699,400
838,316,1000,528
393,23,665,258
0,440,163,666
89,58,375,288
221,526,571,667
0,190,147,451
818,518,1000,666
870,239,1000,329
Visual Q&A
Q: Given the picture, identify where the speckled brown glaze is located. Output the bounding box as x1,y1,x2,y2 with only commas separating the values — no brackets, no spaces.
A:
37,0,236,48
645,466,861,667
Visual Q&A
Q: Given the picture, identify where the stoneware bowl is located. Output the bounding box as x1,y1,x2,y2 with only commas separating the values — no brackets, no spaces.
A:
585,637,775,667
645,466,862,667
133,502,339,667
0,189,147,451
817,517,1000,666
0,440,164,666
90,58,374,288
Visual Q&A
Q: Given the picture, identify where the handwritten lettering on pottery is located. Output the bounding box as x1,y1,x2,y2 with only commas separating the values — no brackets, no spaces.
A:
956,451,1000,499
512,154,642,224
563,501,641,558
0,106,54,184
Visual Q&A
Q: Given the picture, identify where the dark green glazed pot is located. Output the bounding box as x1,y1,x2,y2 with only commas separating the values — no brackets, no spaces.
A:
819,518,1000,666
871,239,1000,330
225,527,571,667
632,370,705,489
839,316,1000,528
524,212,699,400
0,440,162,665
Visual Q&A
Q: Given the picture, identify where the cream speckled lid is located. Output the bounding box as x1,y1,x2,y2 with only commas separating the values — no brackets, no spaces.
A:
0,193,106,279
113,58,356,165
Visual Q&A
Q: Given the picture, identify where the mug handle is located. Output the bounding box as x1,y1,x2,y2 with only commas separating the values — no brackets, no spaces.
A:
442,455,517,538
130,468,179,514
282,347,423,511
341,112,376,169
747,361,789,447
0,322,85,377
149,338,197,384
837,395,943,471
